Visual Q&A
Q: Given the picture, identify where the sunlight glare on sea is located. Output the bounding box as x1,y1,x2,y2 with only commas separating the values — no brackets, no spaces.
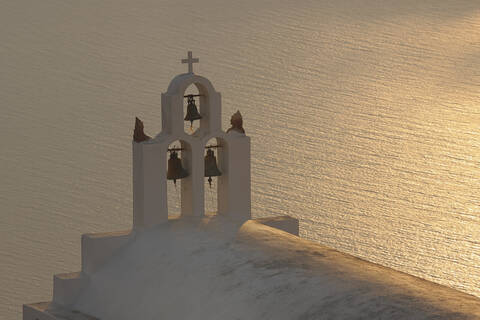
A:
1,0,479,319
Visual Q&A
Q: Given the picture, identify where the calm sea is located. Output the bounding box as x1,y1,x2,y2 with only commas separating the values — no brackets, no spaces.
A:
1,0,479,318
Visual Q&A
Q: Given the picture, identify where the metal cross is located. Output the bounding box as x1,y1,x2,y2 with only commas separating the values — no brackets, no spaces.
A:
181,51,199,74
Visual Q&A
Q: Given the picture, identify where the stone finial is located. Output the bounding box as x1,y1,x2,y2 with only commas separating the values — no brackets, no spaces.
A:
133,117,151,142
226,110,245,134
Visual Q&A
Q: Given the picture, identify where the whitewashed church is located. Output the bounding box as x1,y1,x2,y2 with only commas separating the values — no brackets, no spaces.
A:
23,53,480,320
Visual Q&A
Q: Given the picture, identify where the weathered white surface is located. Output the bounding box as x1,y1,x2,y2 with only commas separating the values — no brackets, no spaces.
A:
66,217,480,320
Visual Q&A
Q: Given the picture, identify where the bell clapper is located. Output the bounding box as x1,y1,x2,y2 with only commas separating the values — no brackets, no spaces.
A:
208,176,213,188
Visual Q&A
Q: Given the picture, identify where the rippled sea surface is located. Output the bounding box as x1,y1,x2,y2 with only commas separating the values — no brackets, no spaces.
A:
1,0,479,318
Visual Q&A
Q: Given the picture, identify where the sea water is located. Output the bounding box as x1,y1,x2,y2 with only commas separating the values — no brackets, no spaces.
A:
1,0,479,318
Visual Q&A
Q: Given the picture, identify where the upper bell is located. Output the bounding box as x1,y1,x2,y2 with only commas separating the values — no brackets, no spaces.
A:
204,148,222,187
167,150,189,185
184,95,202,127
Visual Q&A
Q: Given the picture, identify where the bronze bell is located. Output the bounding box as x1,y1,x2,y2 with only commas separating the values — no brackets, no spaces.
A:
167,150,188,185
184,95,202,127
204,148,222,187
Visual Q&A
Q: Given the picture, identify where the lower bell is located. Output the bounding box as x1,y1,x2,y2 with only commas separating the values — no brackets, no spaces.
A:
204,148,222,187
167,151,189,185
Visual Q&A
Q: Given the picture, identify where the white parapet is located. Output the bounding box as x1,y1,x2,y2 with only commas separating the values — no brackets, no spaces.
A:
254,215,299,236
23,302,57,320
52,272,87,307
81,230,133,275
51,230,133,308
23,301,97,320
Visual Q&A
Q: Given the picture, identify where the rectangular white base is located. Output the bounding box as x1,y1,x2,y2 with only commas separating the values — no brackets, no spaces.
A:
23,302,98,320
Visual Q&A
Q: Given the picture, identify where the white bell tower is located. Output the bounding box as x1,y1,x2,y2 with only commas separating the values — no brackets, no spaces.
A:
132,51,251,228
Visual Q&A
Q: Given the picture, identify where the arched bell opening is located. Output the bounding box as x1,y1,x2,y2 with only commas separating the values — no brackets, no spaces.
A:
204,137,227,216
182,81,213,136
166,139,191,217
